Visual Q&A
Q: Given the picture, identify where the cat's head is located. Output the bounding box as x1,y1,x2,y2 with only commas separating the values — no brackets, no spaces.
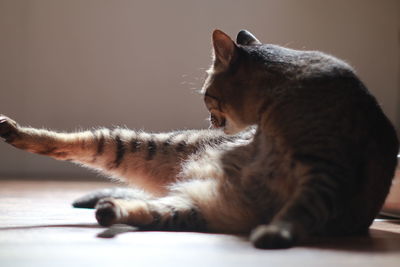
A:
202,30,355,135
202,29,268,135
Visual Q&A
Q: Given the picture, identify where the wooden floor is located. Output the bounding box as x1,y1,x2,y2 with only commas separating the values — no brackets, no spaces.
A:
0,180,400,267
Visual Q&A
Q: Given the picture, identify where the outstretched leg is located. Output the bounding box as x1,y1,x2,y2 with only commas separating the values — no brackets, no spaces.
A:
0,115,234,194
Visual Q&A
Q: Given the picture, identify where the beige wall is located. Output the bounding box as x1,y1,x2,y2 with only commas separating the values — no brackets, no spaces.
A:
0,0,399,179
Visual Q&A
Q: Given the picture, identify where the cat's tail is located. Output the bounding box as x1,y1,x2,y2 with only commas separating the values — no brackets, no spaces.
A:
72,187,152,208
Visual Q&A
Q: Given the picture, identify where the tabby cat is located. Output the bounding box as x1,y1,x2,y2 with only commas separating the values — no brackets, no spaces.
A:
0,30,398,249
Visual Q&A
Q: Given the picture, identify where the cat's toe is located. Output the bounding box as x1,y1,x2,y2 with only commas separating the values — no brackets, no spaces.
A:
0,116,19,142
95,198,122,227
250,224,296,249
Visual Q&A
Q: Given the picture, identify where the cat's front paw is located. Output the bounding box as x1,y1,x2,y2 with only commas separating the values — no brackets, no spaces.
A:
0,115,20,143
95,198,154,228
250,224,296,249
95,198,124,227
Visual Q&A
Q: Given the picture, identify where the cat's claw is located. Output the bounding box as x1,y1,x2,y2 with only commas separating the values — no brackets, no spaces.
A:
95,198,122,227
250,224,296,249
0,115,19,142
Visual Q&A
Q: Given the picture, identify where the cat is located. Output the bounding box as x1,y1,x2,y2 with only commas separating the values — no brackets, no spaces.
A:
0,29,398,249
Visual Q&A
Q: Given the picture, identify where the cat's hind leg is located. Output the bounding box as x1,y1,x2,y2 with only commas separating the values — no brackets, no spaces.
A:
0,116,19,143
0,115,232,195
0,115,103,162
0,115,189,194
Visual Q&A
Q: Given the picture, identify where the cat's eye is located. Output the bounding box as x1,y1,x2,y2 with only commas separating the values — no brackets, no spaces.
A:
204,93,221,111
210,113,226,128
210,114,217,127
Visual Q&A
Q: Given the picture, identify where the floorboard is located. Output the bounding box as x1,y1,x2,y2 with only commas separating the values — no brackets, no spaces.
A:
0,179,399,267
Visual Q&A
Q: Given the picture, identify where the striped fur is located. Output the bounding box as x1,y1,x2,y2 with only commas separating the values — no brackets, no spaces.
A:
0,29,398,249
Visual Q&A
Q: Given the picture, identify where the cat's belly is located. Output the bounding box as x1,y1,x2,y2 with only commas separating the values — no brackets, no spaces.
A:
180,148,226,180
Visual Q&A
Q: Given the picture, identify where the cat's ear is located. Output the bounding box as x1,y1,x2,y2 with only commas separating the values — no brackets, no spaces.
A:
236,30,261,46
212,30,237,67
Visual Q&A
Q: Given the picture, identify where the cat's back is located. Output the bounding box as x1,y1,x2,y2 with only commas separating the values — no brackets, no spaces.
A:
248,44,390,137
244,43,398,175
